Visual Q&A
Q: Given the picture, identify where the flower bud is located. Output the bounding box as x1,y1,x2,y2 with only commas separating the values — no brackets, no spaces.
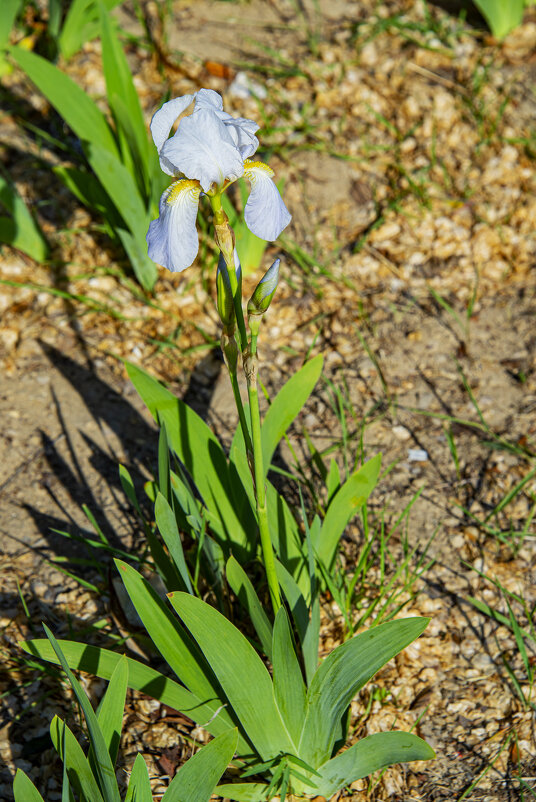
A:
216,250,242,332
247,258,280,318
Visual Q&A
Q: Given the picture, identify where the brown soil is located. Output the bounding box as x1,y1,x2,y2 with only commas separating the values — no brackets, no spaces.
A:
1,1,536,800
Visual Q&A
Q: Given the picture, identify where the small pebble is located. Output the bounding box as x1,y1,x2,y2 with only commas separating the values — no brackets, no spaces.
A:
408,448,428,462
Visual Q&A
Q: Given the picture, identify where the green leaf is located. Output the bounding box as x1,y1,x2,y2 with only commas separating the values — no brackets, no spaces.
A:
124,753,152,802
44,627,120,802
272,607,307,744
50,716,105,802
99,4,150,186
85,143,148,236
226,555,273,660
158,422,171,501
0,0,22,51
9,46,119,159
155,491,193,593
116,227,158,291
125,360,255,559
144,522,183,591
215,784,268,802
314,732,435,797
261,355,323,476
326,458,340,505
13,770,45,802
59,0,121,59
274,559,309,649
119,463,143,517
96,655,128,766
21,638,227,738
162,729,238,802
314,454,381,571
266,482,307,587
299,617,429,767
0,173,48,261
301,513,320,685
473,0,524,38
53,165,117,219
168,592,295,760
114,560,233,730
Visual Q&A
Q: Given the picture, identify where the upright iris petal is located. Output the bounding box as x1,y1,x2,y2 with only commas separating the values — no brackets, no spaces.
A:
160,110,244,193
150,95,195,173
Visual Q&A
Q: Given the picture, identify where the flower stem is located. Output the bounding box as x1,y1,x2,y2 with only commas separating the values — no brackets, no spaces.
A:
246,353,281,615
229,366,251,452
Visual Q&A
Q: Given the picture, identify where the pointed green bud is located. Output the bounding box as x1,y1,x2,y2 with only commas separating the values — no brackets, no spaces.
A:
216,249,242,332
247,258,280,317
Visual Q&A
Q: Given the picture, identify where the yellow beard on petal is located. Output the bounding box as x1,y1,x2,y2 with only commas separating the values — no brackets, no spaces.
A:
244,160,275,178
166,179,201,205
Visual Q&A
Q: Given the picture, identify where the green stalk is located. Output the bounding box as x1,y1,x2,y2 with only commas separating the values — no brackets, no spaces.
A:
210,193,280,614
229,366,252,454
247,353,281,614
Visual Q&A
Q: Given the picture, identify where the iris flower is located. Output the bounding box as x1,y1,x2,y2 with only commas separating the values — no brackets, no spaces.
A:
146,89,291,273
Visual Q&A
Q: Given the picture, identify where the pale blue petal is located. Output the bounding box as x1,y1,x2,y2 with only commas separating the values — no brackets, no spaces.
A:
194,89,224,112
223,117,259,159
160,109,244,192
146,180,201,272
244,162,291,241
150,95,195,162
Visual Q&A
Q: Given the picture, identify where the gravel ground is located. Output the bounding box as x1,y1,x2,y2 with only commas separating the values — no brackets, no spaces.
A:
1,1,536,800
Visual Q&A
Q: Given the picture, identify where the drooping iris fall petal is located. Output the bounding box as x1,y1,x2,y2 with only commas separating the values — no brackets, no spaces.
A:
146,179,202,272
244,161,291,241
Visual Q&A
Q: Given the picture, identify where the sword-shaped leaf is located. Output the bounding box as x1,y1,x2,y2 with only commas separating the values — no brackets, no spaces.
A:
314,731,435,798
168,592,295,760
162,729,238,802
96,656,128,766
261,355,323,476
313,454,381,571
50,716,105,802
20,639,231,738
125,361,255,559
226,556,273,660
272,607,307,745
124,753,152,802
13,770,45,802
298,617,429,767
45,628,120,802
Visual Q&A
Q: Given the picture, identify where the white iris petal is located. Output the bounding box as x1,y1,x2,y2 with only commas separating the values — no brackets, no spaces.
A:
194,88,225,111
150,95,195,171
146,180,202,272
223,117,259,159
160,109,245,192
244,161,291,241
